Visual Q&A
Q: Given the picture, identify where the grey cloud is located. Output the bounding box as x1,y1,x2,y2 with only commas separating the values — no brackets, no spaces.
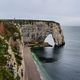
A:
0,0,80,25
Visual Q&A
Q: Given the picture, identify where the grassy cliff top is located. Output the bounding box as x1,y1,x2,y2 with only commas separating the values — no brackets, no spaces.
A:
0,19,60,25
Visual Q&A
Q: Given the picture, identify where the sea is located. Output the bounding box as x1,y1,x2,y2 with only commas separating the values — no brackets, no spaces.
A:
31,26,80,80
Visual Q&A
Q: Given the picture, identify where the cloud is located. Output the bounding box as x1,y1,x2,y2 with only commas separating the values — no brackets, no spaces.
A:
0,0,79,16
61,17,80,26
0,0,80,25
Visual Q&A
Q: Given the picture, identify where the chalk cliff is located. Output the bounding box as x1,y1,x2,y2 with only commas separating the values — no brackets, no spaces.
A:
21,20,65,47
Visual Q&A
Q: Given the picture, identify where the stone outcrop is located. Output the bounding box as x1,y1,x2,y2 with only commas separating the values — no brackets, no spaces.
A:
21,21,65,47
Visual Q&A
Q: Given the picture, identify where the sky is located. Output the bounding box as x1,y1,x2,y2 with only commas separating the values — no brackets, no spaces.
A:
0,0,80,26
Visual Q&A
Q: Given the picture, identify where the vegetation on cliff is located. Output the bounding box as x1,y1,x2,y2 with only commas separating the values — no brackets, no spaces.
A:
0,21,23,80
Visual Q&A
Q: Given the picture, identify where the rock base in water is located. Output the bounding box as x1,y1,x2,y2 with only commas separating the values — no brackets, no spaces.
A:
24,42,52,47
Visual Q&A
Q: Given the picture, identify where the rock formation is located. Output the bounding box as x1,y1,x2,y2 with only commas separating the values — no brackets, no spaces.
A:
0,21,24,80
21,20,65,47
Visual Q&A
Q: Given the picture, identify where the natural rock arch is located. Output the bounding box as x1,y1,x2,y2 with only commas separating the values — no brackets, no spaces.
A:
44,34,55,46
21,21,65,47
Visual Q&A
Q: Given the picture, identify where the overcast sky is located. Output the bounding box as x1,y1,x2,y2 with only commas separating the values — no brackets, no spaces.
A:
0,0,80,26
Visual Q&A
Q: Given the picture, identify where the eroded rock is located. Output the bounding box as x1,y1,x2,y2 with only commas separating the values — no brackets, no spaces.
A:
21,21,65,47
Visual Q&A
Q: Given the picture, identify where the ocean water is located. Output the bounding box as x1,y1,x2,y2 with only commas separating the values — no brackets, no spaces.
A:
31,26,80,80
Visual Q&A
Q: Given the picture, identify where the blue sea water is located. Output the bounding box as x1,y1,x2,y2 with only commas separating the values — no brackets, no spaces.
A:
31,26,80,80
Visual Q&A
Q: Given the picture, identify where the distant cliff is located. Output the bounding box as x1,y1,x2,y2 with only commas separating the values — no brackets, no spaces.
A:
0,21,24,80
21,20,65,47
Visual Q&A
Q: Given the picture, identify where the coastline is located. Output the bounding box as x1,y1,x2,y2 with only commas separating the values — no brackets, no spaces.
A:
23,46,41,80
31,50,53,80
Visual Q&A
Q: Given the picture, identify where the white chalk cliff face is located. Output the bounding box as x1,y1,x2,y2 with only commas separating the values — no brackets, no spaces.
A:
21,21,65,47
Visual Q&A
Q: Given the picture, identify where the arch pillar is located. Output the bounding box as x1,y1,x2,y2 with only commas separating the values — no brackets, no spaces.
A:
52,23,65,46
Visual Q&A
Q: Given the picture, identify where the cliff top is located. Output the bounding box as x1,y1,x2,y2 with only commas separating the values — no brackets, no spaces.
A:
0,19,60,25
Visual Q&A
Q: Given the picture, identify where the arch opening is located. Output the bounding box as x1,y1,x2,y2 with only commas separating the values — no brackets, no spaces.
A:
44,34,55,47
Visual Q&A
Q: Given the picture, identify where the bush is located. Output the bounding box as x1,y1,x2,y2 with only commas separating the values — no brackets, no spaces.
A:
0,55,7,66
0,67,15,80
0,39,8,54
11,46,19,54
4,22,21,40
16,75,20,80
15,54,22,66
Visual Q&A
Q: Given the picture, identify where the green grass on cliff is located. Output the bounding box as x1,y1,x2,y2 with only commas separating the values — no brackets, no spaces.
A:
0,38,8,67
0,22,22,80
0,38,15,80
3,23,21,41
